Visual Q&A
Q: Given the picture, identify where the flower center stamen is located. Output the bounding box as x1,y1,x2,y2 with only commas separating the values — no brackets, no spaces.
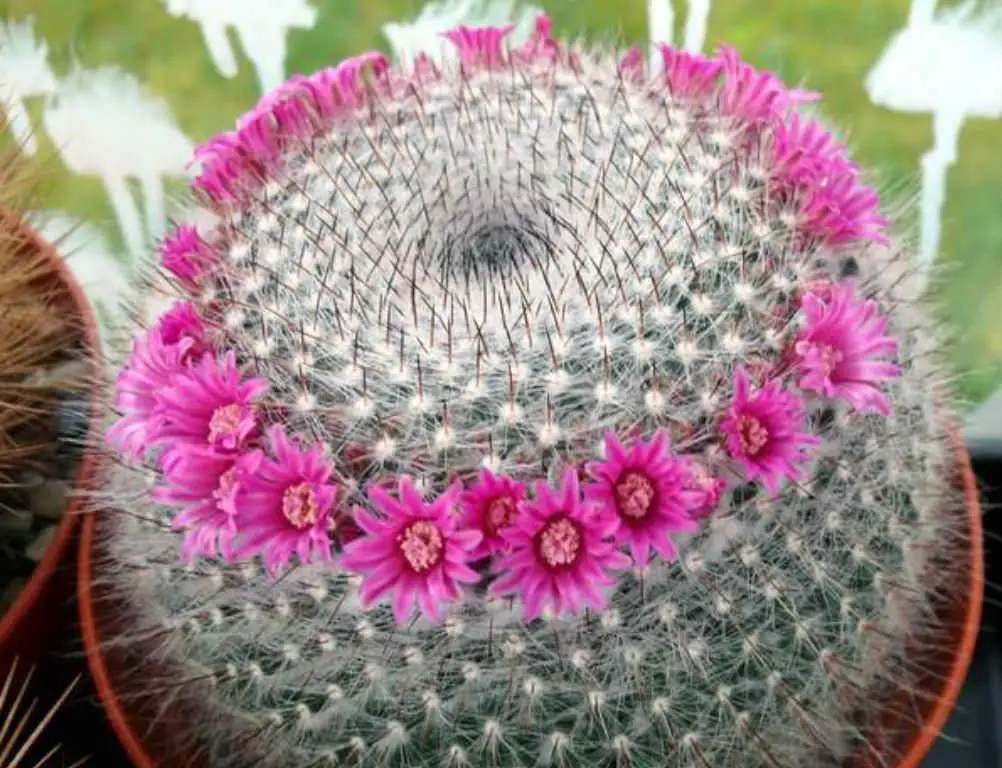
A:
615,472,656,519
282,482,320,529
213,466,239,504
398,521,444,573
814,343,844,377
685,462,709,490
738,415,769,456
485,496,518,536
539,516,581,568
208,403,244,443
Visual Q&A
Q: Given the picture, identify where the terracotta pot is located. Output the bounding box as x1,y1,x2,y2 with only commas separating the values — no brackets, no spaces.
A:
78,438,983,768
851,433,984,768
0,210,103,664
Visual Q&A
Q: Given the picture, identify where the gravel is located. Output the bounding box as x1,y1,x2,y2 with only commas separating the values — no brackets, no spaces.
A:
0,356,93,618
24,524,57,563
27,478,69,521
0,579,26,616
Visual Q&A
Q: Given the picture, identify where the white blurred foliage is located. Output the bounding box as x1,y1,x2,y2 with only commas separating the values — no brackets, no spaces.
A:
28,199,220,351
143,197,221,324
0,17,57,156
42,66,194,260
160,0,317,95
647,0,714,70
865,0,1002,281
381,0,542,66
28,210,132,349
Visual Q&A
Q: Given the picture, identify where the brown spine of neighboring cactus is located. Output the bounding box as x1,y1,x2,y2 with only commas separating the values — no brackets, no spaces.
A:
0,141,86,492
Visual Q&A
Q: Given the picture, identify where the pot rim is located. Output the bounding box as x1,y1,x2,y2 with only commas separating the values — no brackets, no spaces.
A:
853,434,983,768
77,438,984,768
0,209,104,647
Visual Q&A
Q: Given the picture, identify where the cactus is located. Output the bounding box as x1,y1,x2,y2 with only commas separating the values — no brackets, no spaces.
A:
90,16,973,768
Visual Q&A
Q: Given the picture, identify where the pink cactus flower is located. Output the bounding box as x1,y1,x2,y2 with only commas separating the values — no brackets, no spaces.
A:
717,46,819,122
248,79,317,142
492,469,630,621
618,46,645,81
301,53,388,122
154,446,263,563
153,301,212,362
233,425,337,573
717,46,820,125
160,226,217,289
442,23,514,69
585,430,701,566
154,350,269,452
190,133,248,205
233,80,325,163
341,477,482,624
107,333,195,461
511,14,562,65
252,73,309,115
799,169,891,246
795,280,900,415
681,455,728,519
768,113,890,245
190,53,390,207
770,112,849,188
458,469,526,560
233,110,288,166
656,45,723,98
796,278,837,307
720,367,820,495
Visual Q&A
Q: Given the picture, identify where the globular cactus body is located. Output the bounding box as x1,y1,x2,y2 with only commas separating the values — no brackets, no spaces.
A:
92,15,970,768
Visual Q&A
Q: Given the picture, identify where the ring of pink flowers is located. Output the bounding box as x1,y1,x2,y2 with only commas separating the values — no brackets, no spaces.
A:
113,17,901,625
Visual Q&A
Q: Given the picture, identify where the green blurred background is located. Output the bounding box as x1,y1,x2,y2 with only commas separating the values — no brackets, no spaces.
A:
1,0,1000,404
